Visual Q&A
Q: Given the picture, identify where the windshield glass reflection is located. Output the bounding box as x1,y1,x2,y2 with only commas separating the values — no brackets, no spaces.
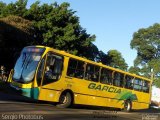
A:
13,47,45,83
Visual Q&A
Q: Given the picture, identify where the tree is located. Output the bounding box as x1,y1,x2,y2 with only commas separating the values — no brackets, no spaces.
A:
0,2,6,18
96,50,108,64
106,50,128,71
130,23,160,87
0,0,27,17
0,1,100,69
0,15,34,69
0,15,35,47
25,2,97,58
128,66,140,75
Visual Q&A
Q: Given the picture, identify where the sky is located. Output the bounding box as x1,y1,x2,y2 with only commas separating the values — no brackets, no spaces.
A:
4,0,160,67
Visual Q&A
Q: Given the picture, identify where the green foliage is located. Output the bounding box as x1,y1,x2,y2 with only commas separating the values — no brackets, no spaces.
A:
0,1,99,68
0,15,34,69
24,1,97,59
131,23,160,87
0,2,6,17
153,78,160,88
0,0,27,17
95,49,128,71
128,66,140,75
96,50,108,64
106,50,128,71
0,0,128,73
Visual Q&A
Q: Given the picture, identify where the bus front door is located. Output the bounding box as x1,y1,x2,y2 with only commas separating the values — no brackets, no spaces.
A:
37,53,63,102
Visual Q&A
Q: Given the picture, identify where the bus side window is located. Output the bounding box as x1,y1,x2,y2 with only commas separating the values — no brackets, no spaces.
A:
142,81,150,93
85,64,100,82
67,59,77,77
133,78,142,91
43,53,63,85
67,59,85,79
124,75,134,89
100,68,113,85
113,72,124,87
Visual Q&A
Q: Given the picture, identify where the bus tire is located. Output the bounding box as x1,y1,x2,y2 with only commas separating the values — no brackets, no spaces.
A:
56,92,72,108
123,100,132,112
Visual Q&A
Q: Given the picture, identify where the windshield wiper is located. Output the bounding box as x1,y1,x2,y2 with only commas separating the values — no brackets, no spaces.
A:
25,55,32,69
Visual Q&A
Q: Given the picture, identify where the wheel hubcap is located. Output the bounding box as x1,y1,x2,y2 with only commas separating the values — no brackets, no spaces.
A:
124,102,130,111
60,95,67,104
127,103,130,110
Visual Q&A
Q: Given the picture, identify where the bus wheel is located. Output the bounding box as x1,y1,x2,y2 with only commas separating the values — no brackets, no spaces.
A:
57,92,72,108
123,100,132,112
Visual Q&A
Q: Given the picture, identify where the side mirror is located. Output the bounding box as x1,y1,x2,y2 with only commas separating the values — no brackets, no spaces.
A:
7,69,14,83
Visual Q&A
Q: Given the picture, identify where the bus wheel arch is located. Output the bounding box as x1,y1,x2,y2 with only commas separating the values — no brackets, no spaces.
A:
123,99,132,112
56,89,74,108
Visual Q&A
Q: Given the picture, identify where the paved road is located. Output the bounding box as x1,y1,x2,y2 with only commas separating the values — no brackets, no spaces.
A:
0,92,160,120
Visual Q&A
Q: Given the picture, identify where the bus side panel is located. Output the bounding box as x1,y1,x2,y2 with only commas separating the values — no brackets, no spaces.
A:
132,101,149,110
74,94,98,106
38,78,68,102
72,80,124,108
131,91,150,110
38,88,60,102
96,85,124,108
70,79,98,105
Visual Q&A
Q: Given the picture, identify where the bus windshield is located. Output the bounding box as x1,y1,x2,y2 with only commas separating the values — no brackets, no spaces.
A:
13,47,45,83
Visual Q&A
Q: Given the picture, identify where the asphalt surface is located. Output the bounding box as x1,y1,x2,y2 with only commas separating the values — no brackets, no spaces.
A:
0,91,160,120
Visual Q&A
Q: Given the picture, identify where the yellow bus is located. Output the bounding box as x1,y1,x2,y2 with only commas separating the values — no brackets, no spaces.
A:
9,46,152,111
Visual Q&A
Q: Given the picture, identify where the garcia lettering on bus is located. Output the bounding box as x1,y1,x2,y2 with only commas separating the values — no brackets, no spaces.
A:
88,83,121,94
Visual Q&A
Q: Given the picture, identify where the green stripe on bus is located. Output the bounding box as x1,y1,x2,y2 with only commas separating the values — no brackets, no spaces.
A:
21,87,39,99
